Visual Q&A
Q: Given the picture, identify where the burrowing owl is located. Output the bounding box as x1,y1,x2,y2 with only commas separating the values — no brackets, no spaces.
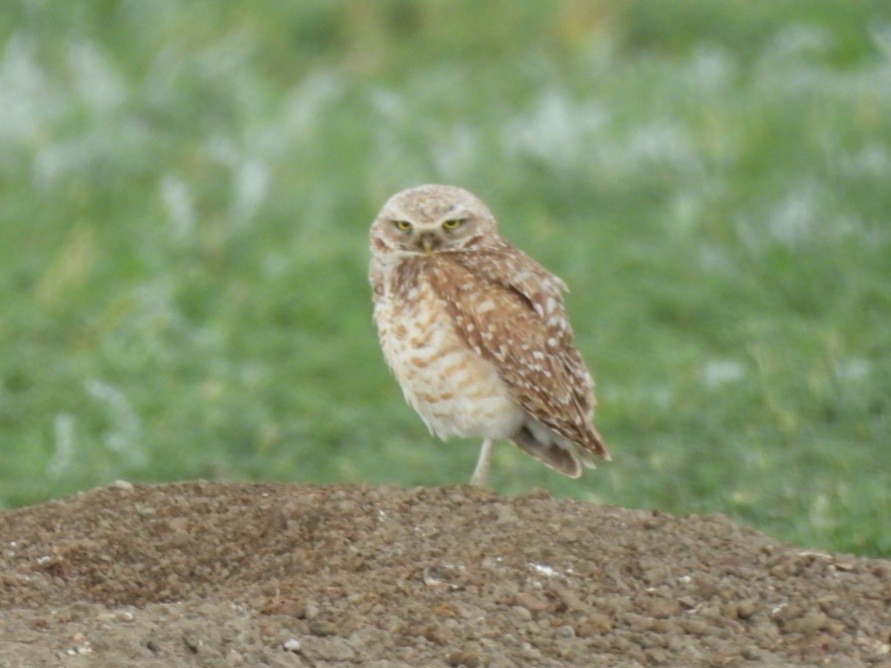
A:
369,184,609,486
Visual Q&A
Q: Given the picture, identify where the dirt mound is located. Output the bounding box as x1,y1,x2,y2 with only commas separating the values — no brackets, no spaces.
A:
0,482,888,667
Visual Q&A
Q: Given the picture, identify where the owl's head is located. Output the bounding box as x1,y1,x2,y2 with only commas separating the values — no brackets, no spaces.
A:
370,184,499,258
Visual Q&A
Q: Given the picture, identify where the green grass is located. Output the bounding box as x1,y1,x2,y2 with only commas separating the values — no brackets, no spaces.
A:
1,1,889,557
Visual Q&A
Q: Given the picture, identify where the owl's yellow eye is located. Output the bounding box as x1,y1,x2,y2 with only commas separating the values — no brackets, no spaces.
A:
442,219,464,230
394,220,413,232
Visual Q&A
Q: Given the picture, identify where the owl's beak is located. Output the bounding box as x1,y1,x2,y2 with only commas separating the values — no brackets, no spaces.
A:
419,233,438,255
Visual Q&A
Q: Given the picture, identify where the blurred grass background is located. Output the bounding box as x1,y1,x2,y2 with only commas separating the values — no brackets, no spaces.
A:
1,0,889,557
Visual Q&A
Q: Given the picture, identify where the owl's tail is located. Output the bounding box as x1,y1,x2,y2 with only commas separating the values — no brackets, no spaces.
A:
580,423,611,465
511,420,609,479
511,424,582,478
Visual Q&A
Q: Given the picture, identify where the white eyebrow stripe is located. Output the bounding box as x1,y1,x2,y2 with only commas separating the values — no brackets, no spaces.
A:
435,209,470,224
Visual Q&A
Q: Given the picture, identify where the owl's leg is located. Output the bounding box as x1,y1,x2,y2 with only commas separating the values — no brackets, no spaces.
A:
469,439,495,487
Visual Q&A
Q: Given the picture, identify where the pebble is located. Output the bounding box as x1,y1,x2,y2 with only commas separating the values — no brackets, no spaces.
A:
5,481,889,667
680,618,711,636
646,597,681,618
492,504,517,524
308,620,337,637
736,599,758,619
514,592,548,612
304,601,320,620
446,650,481,667
555,624,575,639
553,586,586,612
576,612,613,636
511,605,532,620
771,603,803,623
624,613,653,633
423,625,454,645
308,638,358,662
783,614,828,636
225,649,245,666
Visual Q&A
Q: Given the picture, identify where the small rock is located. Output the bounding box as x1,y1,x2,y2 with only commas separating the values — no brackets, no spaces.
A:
182,631,202,653
783,614,828,636
514,592,548,612
511,605,532,620
645,648,670,664
278,598,306,618
826,620,846,637
817,594,840,611
306,637,357,662
651,619,673,634
447,650,481,667
555,624,575,639
492,504,517,523
553,587,586,612
167,517,189,533
308,620,337,637
578,612,613,635
282,638,301,653
743,646,783,663
519,488,551,501
720,603,738,619
647,597,681,618
695,581,719,600
771,603,803,623
623,613,653,632
680,618,710,636
423,625,454,645
304,601,320,620
431,603,460,618
225,649,245,666
736,599,758,619
643,565,670,585
677,595,697,610
579,612,615,635
96,610,135,623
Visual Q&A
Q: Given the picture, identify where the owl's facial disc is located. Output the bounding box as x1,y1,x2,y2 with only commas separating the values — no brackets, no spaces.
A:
384,215,472,254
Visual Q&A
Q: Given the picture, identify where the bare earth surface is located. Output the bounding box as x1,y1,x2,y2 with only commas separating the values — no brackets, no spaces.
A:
0,482,889,667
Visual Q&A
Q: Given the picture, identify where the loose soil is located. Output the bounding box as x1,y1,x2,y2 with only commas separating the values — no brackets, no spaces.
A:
0,481,888,667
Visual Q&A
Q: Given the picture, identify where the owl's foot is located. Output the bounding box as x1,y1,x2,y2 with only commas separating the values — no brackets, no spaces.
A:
469,438,495,487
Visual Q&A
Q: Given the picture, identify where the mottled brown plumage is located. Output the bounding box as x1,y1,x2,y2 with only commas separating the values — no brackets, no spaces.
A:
369,184,609,485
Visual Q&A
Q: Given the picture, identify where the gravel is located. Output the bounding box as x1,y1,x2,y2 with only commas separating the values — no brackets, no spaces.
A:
1,481,888,666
